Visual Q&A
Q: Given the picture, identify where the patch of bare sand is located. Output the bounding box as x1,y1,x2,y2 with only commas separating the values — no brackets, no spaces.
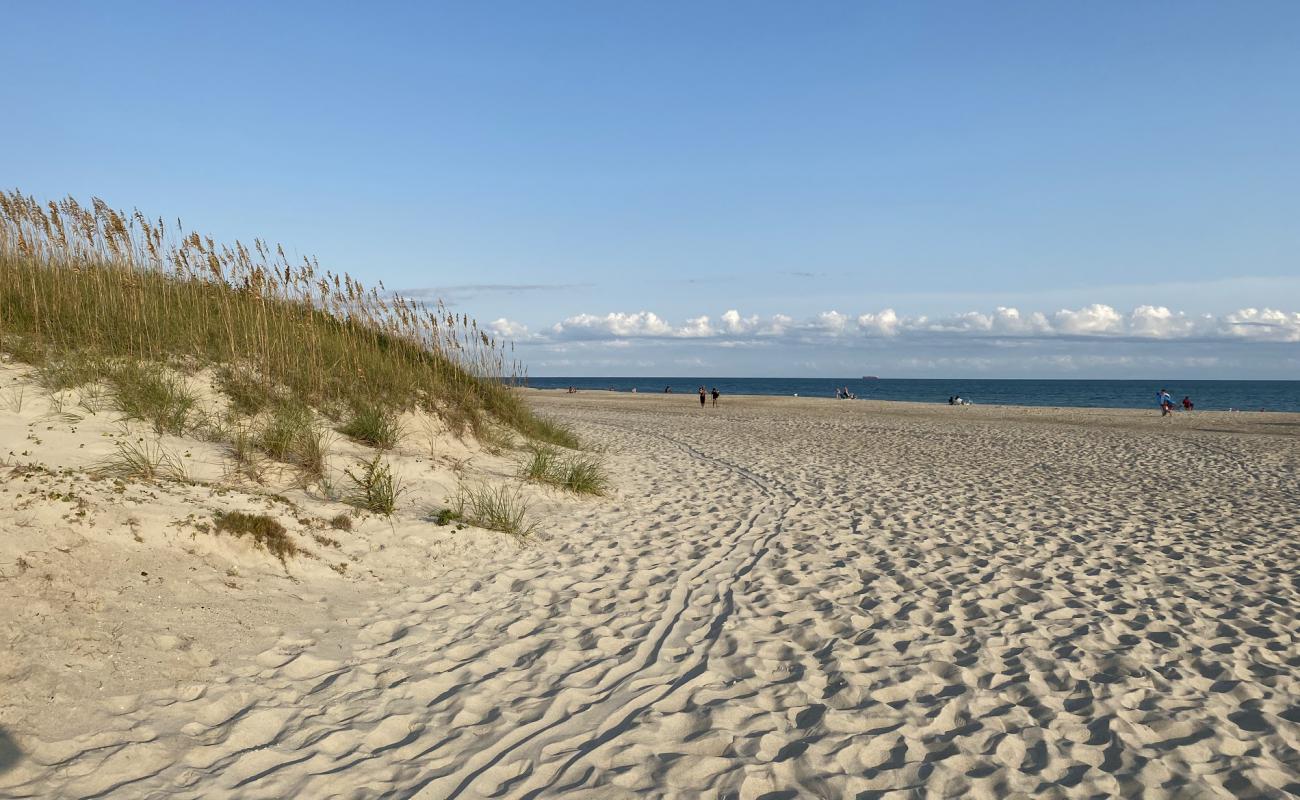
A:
2,385,1298,797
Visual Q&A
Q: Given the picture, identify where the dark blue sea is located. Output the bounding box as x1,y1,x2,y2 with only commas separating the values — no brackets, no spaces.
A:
526,377,1300,412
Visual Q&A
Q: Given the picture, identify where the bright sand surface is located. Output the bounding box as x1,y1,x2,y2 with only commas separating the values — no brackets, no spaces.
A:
2,380,1299,798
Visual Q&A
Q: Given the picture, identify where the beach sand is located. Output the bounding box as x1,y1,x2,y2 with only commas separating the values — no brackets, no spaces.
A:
2,385,1298,797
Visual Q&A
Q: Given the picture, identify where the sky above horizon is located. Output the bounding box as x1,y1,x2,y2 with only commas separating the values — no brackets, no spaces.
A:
4,1,1298,378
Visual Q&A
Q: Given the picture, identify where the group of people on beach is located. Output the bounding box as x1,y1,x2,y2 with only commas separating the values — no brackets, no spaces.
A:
835,386,856,399
697,386,719,407
947,395,970,406
1158,389,1194,416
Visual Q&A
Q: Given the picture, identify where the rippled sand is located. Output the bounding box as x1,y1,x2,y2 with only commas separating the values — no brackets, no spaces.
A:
4,392,1298,797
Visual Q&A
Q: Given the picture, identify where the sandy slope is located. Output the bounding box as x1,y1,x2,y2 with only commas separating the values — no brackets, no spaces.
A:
2,386,1299,798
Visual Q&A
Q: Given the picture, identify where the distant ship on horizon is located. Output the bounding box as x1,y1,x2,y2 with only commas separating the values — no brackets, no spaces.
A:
862,375,880,380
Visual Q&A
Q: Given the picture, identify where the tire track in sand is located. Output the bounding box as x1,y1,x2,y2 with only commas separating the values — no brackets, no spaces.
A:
416,416,796,798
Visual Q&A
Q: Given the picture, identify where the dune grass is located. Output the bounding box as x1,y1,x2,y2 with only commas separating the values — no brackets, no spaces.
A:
519,444,608,495
224,423,268,483
216,366,277,416
93,438,189,483
447,480,537,537
0,190,575,447
338,403,402,449
105,362,198,435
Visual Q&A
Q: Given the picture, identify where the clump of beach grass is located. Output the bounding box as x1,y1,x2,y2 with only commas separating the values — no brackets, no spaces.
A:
519,444,608,495
447,480,537,537
0,189,577,447
521,415,581,450
256,402,329,481
36,352,105,392
519,443,562,484
342,455,405,515
338,403,402,449
106,362,197,435
328,513,353,531
216,366,277,415
212,510,296,564
224,422,267,483
93,438,188,482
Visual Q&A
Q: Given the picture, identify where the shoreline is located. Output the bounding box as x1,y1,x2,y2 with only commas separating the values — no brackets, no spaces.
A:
521,378,1300,414
521,386,1300,437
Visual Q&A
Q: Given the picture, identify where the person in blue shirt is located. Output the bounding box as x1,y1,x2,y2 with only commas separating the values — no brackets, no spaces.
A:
1158,389,1175,416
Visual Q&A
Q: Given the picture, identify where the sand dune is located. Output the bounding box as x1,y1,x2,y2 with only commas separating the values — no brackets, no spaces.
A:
2,388,1298,797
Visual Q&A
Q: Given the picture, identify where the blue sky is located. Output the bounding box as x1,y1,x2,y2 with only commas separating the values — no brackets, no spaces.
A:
4,1,1298,377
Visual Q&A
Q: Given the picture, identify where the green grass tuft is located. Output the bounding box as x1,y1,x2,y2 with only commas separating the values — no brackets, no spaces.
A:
212,510,296,563
342,454,405,515
217,366,277,415
338,404,402,449
451,480,537,537
256,403,328,480
93,438,188,482
94,437,188,481
36,353,105,392
430,507,463,527
519,445,608,495
106,362,197,435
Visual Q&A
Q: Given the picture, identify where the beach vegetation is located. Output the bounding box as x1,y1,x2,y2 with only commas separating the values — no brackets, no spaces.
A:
328,513,353,531
0,189,576,448
338,403,402,449
449,480,537,537
255,402,329,481
106,362,197,435
225,423,267,483
342,454,404,515
520,444,608,495
216,366,277,416
93,437,189,482
430,507,463,527
312,533,341,548
212,510,296,563
36,352,104,392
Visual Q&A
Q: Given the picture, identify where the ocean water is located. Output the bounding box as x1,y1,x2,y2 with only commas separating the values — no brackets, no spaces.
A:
526,377,1300,412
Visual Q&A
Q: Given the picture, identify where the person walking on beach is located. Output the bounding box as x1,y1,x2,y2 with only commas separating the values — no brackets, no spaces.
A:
1182,396,1193,411
711,387,719,407
1158,388,1175,416
698,386,706,408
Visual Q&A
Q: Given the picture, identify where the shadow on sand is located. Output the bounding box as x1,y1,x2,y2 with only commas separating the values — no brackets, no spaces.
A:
0,727,21,774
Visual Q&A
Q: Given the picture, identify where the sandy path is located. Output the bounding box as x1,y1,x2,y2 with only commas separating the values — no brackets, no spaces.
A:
3,396,1298,798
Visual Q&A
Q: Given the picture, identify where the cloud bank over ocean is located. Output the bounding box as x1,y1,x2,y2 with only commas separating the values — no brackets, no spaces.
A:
486,305,1300,378
493,304,1300,343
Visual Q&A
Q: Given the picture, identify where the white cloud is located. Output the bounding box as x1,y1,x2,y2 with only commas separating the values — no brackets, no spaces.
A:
488,317,530,339
721,309,759,334
504,304,1300,347
552,311,674,338
678,315,715,338
766,314,794,336
857,308,901,337
1220,308,1300,341
1052,303,1124,335
814,310,851,334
